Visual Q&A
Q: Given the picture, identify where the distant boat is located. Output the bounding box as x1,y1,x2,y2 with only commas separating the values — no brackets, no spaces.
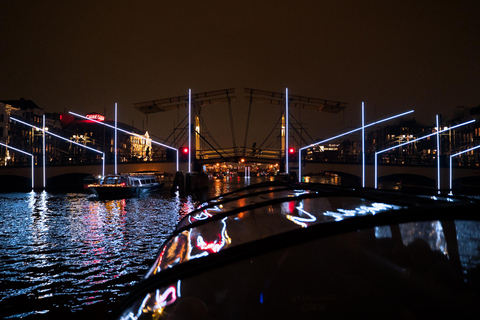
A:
88,173,163,199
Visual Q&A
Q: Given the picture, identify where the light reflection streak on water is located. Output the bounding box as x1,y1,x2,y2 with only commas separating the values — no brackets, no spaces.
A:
0,191,183,318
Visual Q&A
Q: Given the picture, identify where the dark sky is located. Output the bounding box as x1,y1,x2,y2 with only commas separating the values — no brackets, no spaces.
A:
1,0,479,147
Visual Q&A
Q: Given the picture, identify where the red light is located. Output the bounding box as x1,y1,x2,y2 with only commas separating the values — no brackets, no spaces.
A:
86,113,105,122
182,147,189,154
289,147,295,154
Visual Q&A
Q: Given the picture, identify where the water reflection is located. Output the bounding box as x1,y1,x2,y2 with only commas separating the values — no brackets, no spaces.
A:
0,190,186,319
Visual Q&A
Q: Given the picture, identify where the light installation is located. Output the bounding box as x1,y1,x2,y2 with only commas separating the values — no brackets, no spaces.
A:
43,114,46,188
69,111,179,172
298,109,415,183
115,103,118,174
0,142,34,189
11,117,105,180
449,143,480,194
286,87,289,174
362,102,365,188
188,89,192,173
374,118,475,189
436,115,441,193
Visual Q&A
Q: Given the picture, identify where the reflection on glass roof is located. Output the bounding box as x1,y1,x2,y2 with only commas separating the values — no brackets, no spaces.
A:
148,196,405,277
323,202,402,221
115,183,480,320
286,202,317,228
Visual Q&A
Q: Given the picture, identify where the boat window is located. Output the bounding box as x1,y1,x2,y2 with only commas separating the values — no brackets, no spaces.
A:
105,177,118,184
133,180,139,186
119,219,480,319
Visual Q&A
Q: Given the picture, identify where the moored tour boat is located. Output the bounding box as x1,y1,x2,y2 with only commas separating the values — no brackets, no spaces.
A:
88,173,163,199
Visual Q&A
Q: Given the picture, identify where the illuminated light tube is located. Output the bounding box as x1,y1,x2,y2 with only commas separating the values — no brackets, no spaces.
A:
449,143,480,194
115,103,118,175
375,118,475,190
69,111,179,172
11,117,105,179
298,109,415,182
362,102,365,188
286,87,289,174
188,89,192,173
436,115,440,193
43,114,46,188
0,142,34,189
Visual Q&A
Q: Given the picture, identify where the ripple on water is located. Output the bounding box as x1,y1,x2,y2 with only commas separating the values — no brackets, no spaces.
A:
0,190,191,319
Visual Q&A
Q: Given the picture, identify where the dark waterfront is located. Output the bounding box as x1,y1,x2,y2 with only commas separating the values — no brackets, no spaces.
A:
0,176,286,319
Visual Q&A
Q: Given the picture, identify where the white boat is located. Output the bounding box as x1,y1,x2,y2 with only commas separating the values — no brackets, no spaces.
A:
88,173,163,199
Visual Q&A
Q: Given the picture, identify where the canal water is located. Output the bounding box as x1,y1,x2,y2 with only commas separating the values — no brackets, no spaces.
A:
0,176,287,320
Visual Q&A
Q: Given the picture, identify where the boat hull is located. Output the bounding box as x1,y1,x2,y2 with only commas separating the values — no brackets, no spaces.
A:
90,184,163,199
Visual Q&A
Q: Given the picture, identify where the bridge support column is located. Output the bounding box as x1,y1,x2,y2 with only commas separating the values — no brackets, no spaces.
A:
34,167,44,190
172,171,185,193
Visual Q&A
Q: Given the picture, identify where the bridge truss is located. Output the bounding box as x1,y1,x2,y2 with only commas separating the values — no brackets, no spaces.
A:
134,88,347,164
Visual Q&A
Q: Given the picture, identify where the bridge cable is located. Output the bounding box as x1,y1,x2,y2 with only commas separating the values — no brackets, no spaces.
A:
160,114,188,145
227,91,237,150
194,129,228,161
288,112,314,146
199,117,234,157
243,91,253,155
258,114,282,149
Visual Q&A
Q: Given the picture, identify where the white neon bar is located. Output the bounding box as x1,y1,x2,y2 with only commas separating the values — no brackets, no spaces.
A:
436,115,440,193
115,103,118,175
298,109,415,182
11,117,105,178
47,131,104,154
375,118,476,189
286,88,289,174
377,119,475,155
300,110,415,151
31,157,34,189
68,112,177,150
42,130,105,176
69,111,179,172
188,89,192,173
43,114,46,188
362,102,365,188
0,142,34,189
449,144,480,193
0,141,33,156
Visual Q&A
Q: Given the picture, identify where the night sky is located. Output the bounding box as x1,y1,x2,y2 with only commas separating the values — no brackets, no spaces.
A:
1,0,479,147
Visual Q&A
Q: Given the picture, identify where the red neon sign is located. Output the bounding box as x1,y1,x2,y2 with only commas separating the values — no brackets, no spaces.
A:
86,114,105,122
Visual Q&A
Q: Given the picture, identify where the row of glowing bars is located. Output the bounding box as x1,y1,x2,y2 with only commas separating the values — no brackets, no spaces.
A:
5,102,184,189
291,96,477,194
2,88,478,193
